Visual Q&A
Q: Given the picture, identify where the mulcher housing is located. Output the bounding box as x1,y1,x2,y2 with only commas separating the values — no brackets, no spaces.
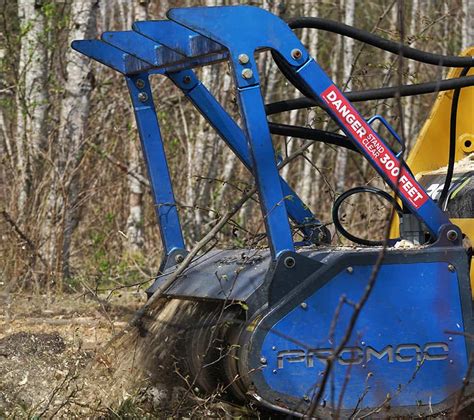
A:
73,6,474,417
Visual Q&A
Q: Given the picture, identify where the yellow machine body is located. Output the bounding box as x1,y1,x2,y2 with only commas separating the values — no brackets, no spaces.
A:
391,47,474,290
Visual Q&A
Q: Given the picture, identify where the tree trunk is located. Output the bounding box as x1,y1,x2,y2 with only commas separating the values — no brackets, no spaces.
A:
462,0,474,49
16,0,48,215
124,0,149,253
44,0,98,280
300,1,319,207
404,0,419,147
334,0,355,193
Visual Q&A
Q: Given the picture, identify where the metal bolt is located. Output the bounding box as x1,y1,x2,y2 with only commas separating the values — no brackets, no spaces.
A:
346,266,354,274
447,229,458,242
272,346,276,351
448,264,455,272
303,395,310,402
260,357,267,364
138,92,148,102
241,68,254,79
284,256,296,269
291,48,303,60
361,341,365,346
272,369,277,374
175,254,184,264
194,386,200,393
450,359,454,364
135,79,145,89
183,75,192,84
300,302,308,309
238,53,250,64
448,336,453,341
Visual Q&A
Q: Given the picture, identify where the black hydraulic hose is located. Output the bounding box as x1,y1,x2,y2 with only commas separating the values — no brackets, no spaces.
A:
438,66,471,209
268,123,359,153
265,75,474,115
332,186,404,246
287,17,474,68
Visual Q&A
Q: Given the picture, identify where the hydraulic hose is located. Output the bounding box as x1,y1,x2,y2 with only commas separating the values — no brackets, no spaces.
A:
265,75,474,115
438,66,471,209
332,186,404,246
268,123,359,152
287,17,474,68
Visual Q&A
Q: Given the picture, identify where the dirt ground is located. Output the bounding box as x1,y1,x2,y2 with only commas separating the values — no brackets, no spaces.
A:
0,291,256,419
0,291,144,418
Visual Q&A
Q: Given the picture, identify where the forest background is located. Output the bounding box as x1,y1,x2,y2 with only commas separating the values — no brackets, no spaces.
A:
1,0,473,295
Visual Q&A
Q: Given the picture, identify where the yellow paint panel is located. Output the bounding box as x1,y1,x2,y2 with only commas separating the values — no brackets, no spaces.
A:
390,47,474,238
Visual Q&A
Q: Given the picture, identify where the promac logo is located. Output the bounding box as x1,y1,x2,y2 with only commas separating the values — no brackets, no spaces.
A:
276,342,449,369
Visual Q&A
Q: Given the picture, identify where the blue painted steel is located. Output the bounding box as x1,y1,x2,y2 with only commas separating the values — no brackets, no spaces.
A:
367,114,405,158
164,5,451,238
132,20,224,58
236,84,295,256
74,5,453,248
95,30,321,241
260,262,468,408
168,6,304,256
295,59,451,235
168,71,320,237
126,74,186,256
101,31,184,68
102,24,299,254
101,29,228,73
71,40,153,74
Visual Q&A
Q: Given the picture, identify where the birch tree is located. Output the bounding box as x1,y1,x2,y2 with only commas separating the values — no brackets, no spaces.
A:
44,0,98,279
462,0,474,49
333,0,355,193
16,0,48,214
124,0,149,253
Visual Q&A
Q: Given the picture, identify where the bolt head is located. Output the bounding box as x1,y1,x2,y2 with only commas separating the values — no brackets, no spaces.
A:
238,53,250,64
260,357,267,364
448,264,455,272
300,302,308,309
137,92,148,102
271,346,276,350
284,256,296,269
447,229,458,242
291,48,303,60
448,336,453,341
183,75,192,84
135,79,145,89
272,369,277,374
241,68,254,80
175,254,184,264
346,266,354,274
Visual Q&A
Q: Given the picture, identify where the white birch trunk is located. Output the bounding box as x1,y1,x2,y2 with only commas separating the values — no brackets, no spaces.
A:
16,0,48,213
300,1,319,207
44,0,98,278
462,0,474,49
404,0,419,147
124,0,148,253
334,0,355,193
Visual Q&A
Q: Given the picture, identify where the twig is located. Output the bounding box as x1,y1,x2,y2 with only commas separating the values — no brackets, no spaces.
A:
1,209,48,268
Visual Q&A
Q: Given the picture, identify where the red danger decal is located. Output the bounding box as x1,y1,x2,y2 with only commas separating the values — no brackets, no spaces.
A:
322,85,428,209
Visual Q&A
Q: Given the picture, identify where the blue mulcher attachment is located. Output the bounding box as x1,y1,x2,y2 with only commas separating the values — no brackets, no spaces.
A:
73,6,473,417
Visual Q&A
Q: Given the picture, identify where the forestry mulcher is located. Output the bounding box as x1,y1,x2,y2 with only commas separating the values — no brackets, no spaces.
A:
73,6,474,418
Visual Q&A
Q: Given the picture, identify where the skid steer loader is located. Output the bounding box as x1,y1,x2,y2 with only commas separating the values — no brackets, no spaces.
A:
73,5,474,417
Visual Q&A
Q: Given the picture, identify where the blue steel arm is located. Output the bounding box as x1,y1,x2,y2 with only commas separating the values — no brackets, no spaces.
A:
167,5,452,240
100,29,324,242
71,41,186,260
169,71,321,239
